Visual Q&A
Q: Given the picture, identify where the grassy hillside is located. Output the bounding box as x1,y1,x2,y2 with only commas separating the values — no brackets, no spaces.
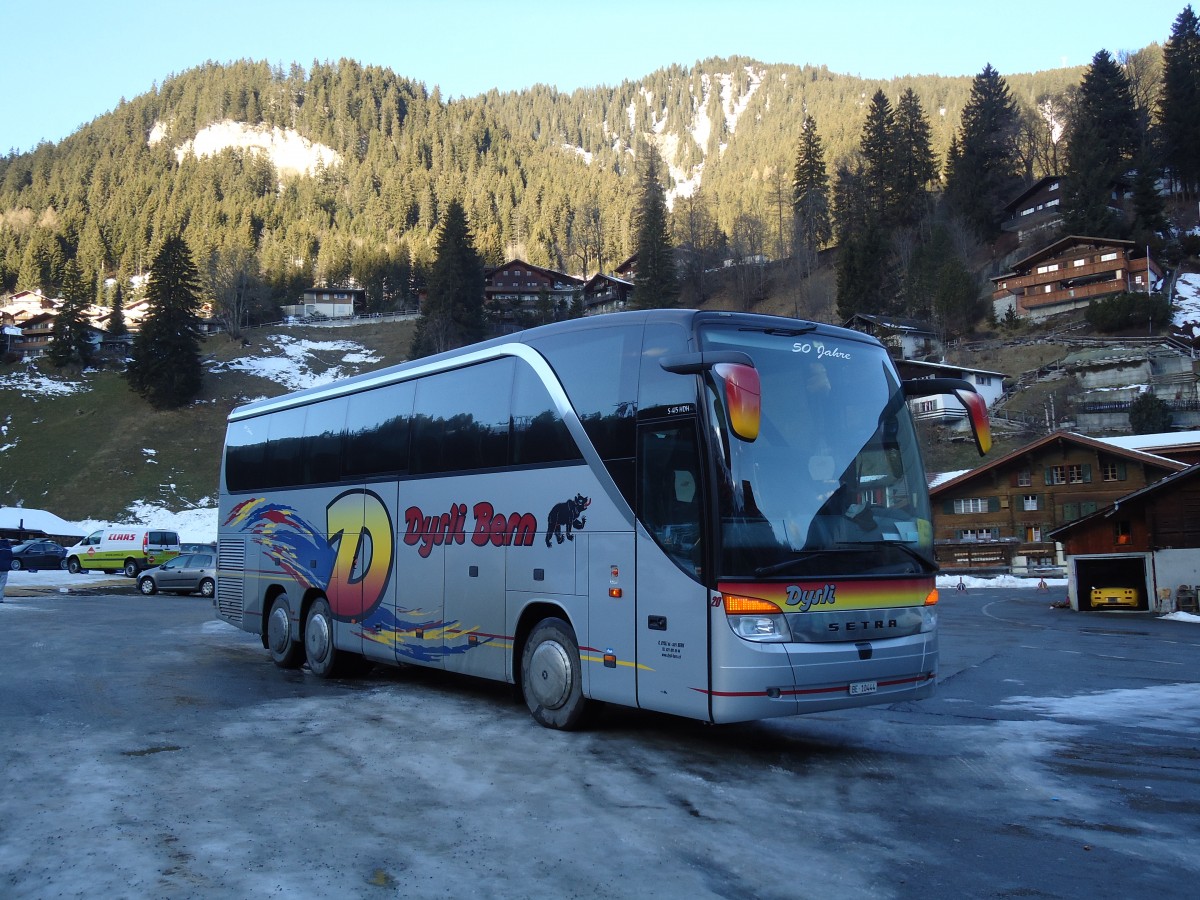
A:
1,319,417,521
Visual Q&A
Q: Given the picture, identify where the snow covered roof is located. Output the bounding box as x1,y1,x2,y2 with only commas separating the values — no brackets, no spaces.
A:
0,507,86,538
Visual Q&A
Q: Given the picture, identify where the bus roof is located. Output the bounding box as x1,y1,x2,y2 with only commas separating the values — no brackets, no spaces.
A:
229,309,883,422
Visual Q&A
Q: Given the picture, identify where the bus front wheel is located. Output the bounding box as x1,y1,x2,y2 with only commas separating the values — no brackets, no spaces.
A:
67,557,82,574
521,618,591,730
304,597,343,678
267,594,303,669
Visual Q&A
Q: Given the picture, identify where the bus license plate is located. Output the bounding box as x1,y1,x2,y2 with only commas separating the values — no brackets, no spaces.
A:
849,680,877,696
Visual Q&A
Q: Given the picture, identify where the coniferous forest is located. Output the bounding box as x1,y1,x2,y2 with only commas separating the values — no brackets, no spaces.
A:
3,6,1200,339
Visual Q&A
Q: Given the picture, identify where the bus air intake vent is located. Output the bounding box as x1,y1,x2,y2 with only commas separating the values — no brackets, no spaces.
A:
216,539,246,624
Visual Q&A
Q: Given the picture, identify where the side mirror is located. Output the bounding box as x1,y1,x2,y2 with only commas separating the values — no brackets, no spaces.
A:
903,377,992,456
661,351,760,442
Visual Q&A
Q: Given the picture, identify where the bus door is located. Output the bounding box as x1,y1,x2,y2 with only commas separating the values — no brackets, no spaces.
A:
635,421,712,720
327,486,398,666
325,488,367,659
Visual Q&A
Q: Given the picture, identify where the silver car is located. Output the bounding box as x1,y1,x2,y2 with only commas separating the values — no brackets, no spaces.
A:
137,552,216,597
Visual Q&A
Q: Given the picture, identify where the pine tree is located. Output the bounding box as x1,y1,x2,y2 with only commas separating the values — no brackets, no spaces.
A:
108,282,128,339
1063,50,1139,236
793,114,832,258
632,143,678,308
1062,116,1123,236
860,90,896,220
48,260,94,368
1159,5,1200,196
891,88,938,226
944,64,1023,239
1074,50,1139,172
126,234,205,409
410,199,486,357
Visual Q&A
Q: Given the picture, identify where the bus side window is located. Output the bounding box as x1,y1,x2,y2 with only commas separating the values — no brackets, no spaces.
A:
638,424,703,578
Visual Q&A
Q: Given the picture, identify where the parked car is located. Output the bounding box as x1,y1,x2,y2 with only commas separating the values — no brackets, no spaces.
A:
1090,586,1139,608
136,552,216,597
180,542,216,555
9,540,68,571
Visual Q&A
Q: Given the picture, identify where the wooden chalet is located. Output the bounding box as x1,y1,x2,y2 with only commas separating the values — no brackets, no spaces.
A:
581,273,633,315
284,286,365,319
929,431,1185,574
483,260,583,326
842,314,941,361
1049,463,1200,613
999,176,1063,246
991,236,1161,322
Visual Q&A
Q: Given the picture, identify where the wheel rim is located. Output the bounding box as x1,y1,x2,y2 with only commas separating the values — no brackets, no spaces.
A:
267,604,291,654
200,580,214,597
139,579,154,594
306,608,332,666
528,639,573,710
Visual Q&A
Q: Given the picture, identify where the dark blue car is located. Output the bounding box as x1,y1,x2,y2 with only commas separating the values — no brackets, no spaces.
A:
9,540,68,572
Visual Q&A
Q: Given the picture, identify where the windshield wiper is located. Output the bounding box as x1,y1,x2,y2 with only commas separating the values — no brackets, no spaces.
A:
753,548,862,578
835,541,938,572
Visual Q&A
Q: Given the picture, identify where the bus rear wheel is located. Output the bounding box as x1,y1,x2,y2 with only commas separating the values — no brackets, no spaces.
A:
267,594,303,669
521,618,592,730
123,559,139,578
304,596,345,678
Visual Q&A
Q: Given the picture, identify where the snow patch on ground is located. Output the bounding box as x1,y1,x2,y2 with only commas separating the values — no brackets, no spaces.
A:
0,370,88,399
208,334,381,391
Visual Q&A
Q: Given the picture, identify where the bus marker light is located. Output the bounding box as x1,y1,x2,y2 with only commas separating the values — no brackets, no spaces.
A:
723,593,778,614
609,587,623,598
603,650,617,668
925,589,939,606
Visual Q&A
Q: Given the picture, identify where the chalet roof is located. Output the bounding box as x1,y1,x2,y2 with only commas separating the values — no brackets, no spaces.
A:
895,358,1007,379
486,259,583,287
843,313,936,335
995,235,1138,280
19,313,55,329
303,285,365,295
583,272,633,290
929,430,1187,497
1001,175,1061,214
1097,430,1200,454
1048,461,1200,540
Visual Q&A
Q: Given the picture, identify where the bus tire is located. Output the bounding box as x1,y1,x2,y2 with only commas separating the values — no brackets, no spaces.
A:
521,617,591,730
67,557,82,574
267,594,303,669
304,596,343,678
123,559,139,578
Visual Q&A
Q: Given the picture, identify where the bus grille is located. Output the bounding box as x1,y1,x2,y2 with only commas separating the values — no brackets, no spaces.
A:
216,539,246,625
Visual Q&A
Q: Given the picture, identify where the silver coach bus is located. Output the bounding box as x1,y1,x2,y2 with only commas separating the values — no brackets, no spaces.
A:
215,310,990,729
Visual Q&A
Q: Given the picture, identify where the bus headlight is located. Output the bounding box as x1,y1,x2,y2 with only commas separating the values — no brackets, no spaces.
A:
723,592,792,642
729,613,791,642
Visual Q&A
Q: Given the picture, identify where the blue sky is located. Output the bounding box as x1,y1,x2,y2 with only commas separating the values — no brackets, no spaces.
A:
1,0,1190,154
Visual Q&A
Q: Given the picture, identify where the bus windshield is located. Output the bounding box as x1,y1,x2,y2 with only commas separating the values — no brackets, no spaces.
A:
699,323,934,580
